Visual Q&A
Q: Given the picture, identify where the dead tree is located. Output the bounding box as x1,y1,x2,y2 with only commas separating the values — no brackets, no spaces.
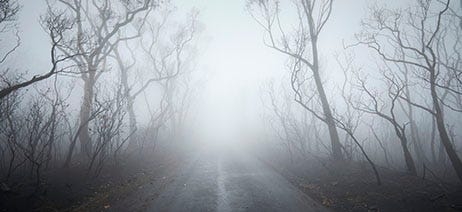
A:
369,123,392,167
0,84,69,187
0,0,19,64
131,11,197,148
348,67,418,175
357,0,462,181
110,8,197,150
87,86,127,177
0,89,21,181
49,0,154,157
0,3,74,99
397,63,427,166
141,88,171,151
265,83,298,162
333,115,382,185
62,99,106,168
329,54,382,185
248,0,343,160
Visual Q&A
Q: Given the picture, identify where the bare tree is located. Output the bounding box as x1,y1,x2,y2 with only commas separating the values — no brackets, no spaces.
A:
357,0,462,181
395,62,427,166
265,83,298,162
141,11,197,139
369,123,393,167
48,0,154,157
248,0,343,160
332,54,382,185
87,85,127,177
0,3,74,99
348,67,417,175
0,82,69,187
0,0,19,63
113,9,197,149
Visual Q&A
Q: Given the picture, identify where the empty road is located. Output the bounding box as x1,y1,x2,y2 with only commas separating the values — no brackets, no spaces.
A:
111,146,328,212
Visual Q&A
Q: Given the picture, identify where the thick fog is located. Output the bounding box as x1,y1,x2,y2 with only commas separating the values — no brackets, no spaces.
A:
12,0,369,145
1,0,462,211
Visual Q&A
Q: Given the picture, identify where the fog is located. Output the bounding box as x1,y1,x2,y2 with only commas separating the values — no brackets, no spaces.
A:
12,0,367,145
1,0,462,211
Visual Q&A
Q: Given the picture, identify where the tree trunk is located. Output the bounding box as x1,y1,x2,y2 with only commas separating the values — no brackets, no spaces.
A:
430,116,437,165
63,137,77,168
433,102,462,181
403,67,426,165
311,40,343,161
127,97,138,148
430,72,462,182
122,74,137,149
114,47,138,149
409,114,425,165
399,135,417,175
79,77,95,157
438,138,446,163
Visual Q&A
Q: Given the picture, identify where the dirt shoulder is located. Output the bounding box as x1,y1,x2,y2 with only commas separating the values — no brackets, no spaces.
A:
68,154,182,212
0,149,187,212
261,156,462,212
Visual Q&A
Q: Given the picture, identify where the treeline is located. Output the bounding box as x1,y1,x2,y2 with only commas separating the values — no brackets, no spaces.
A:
249,0,462,184
0,0,198,190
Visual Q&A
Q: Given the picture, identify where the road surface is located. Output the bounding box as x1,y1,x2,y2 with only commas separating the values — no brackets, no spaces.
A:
112,146,328,212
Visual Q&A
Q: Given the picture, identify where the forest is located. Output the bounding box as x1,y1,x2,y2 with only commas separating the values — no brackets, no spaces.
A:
0,0,462,211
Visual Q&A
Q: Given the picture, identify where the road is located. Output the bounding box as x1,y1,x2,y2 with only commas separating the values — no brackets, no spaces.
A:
113,146,328,212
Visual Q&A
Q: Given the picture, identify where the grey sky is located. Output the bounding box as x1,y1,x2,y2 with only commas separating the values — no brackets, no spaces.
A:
12,0,371,141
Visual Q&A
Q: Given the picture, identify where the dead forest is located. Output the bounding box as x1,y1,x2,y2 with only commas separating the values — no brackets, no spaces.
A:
1,0,462,211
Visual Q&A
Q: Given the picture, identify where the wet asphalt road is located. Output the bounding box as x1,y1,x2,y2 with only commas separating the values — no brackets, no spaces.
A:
143,146,328,212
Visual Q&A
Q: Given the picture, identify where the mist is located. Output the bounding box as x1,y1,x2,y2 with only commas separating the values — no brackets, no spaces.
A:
1,0,462,211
